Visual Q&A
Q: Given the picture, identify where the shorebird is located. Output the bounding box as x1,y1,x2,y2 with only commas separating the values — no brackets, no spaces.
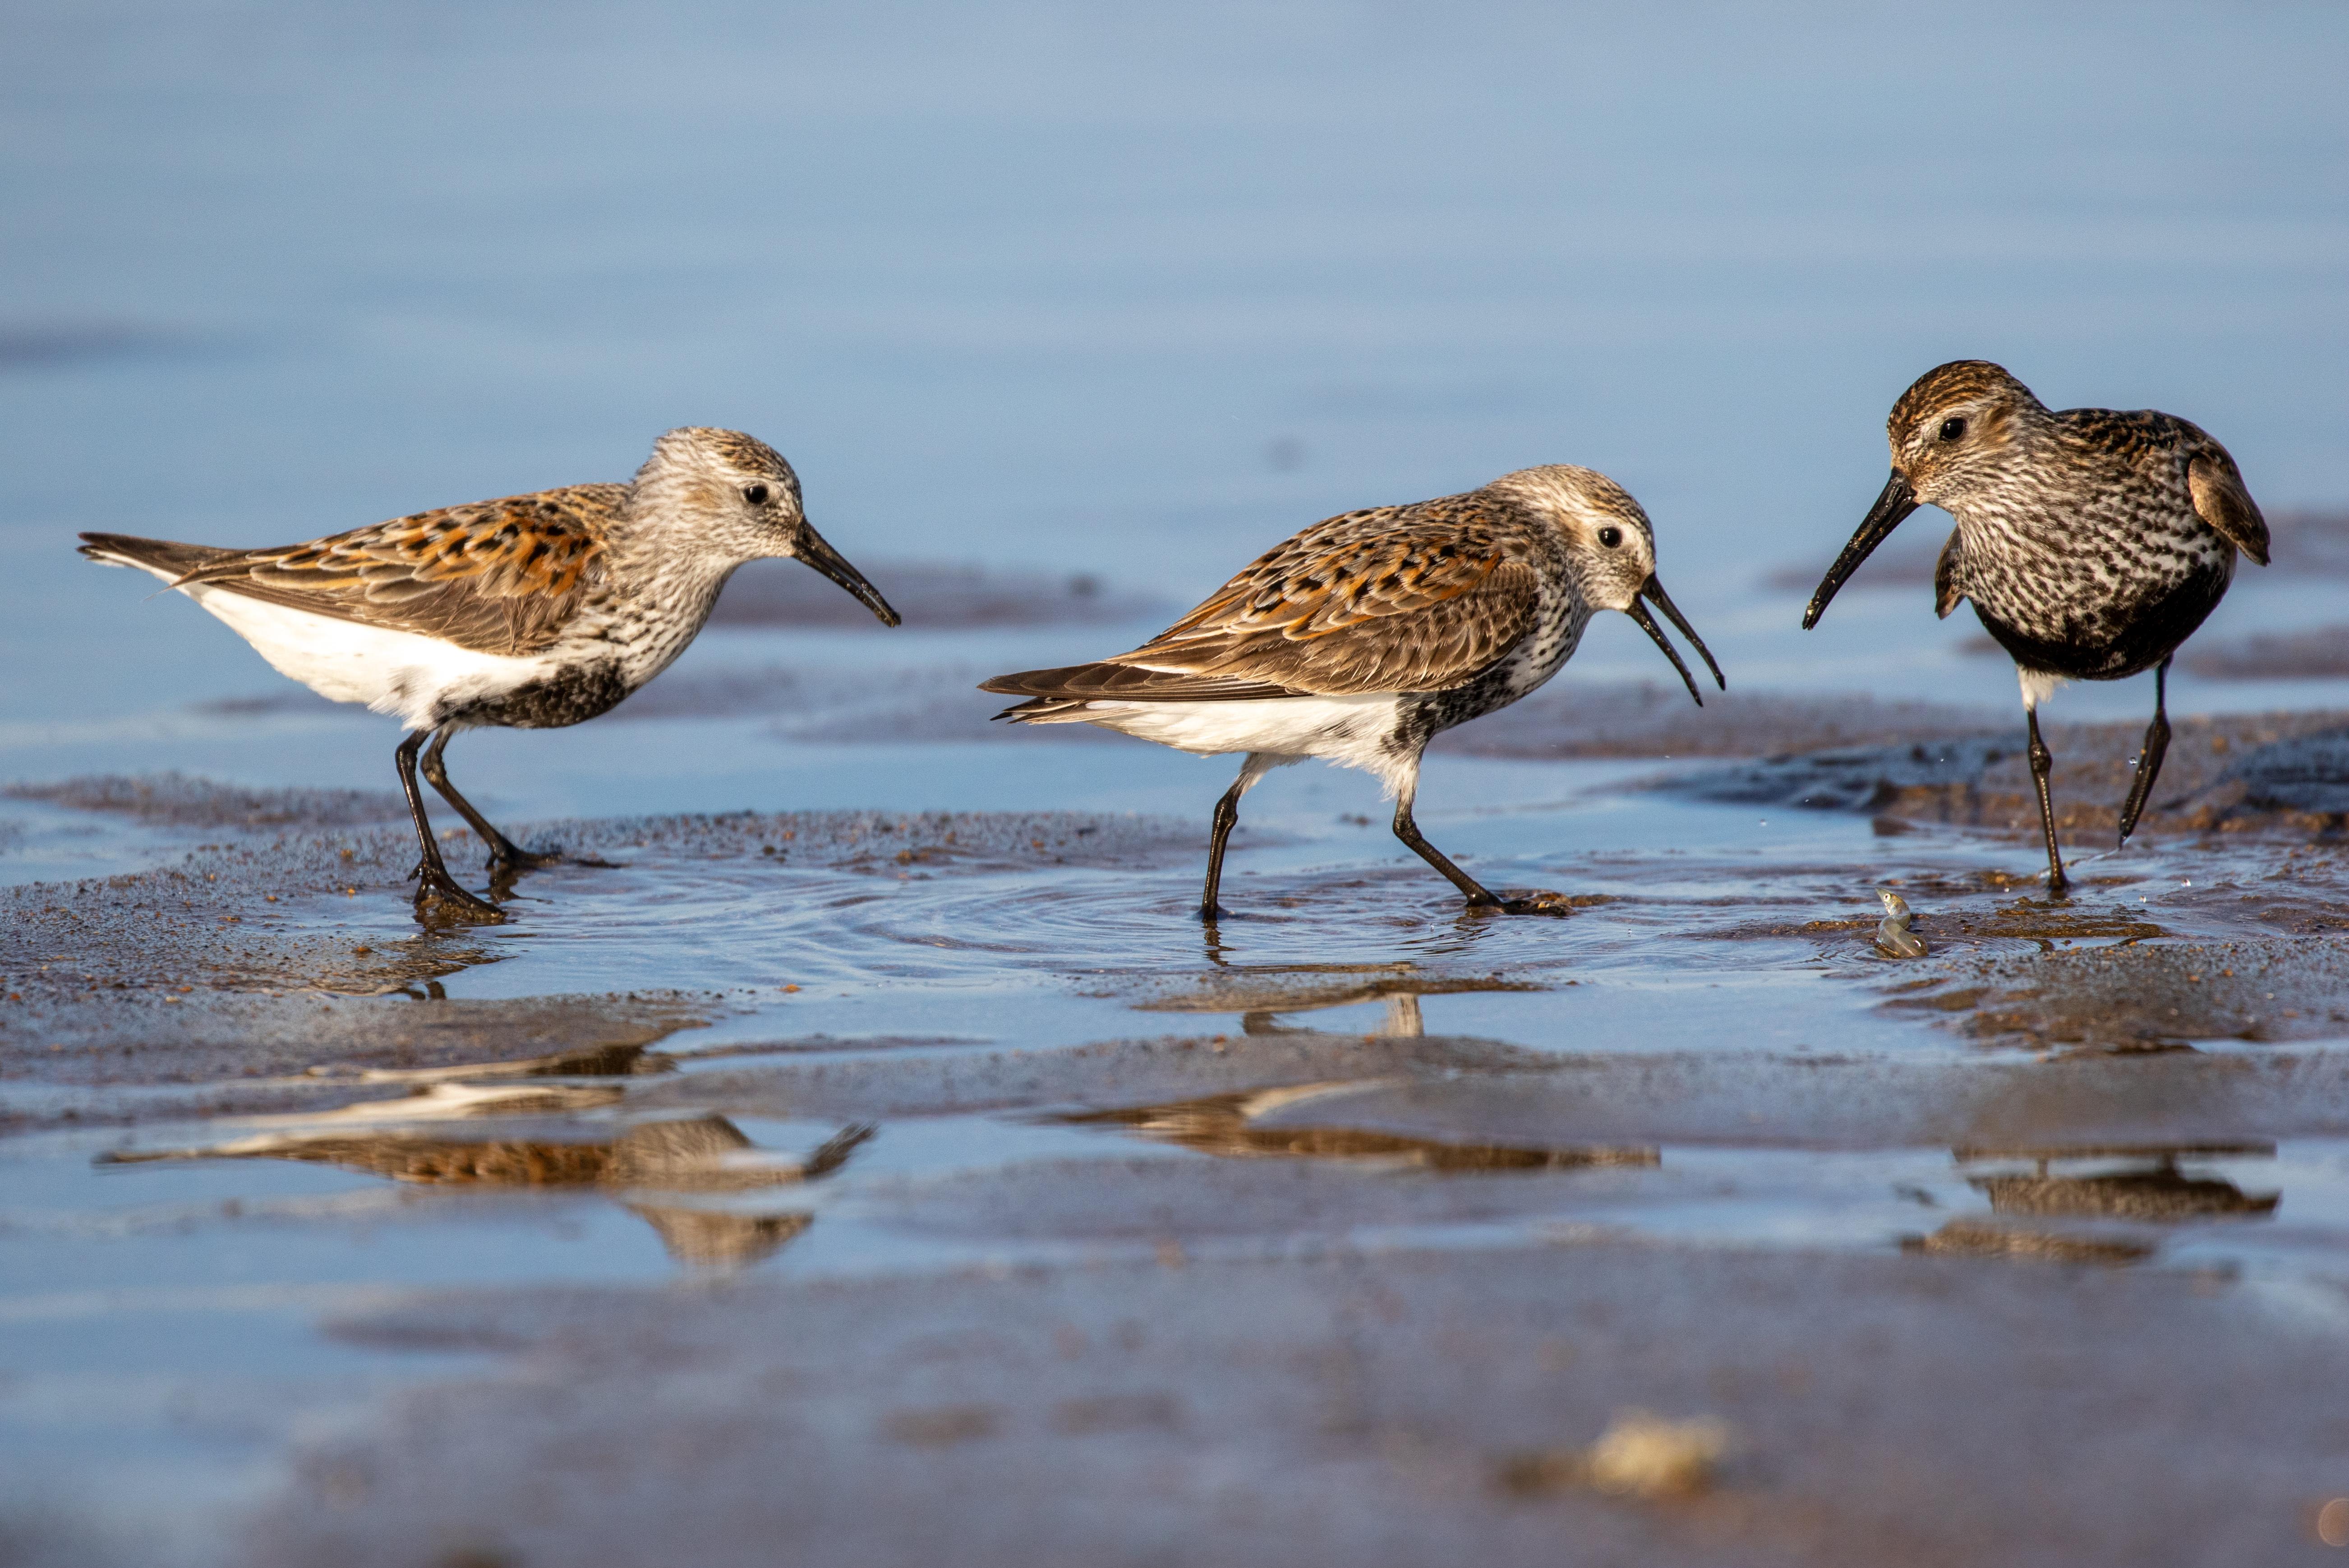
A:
981,466,1722,918
1803,361,2268,893
81,428,900,921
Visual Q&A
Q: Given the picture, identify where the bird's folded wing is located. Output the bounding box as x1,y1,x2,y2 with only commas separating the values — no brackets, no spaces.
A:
1933,528,1964,618
1073,514,1541,699
2185,445,2270,566
168,484,625,656
2076,409,2271,570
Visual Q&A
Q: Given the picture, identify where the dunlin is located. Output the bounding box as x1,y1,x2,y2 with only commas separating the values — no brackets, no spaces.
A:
82,428,900,921
1804,361,2268,892
981,466,1722,918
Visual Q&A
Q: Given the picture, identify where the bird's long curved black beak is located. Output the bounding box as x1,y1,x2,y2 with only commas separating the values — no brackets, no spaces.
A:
1801,471,1918,630
1627,573,1725,708
797,523,901,627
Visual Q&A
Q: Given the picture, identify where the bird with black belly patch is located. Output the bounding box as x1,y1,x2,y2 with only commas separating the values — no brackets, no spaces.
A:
81,428,901,922
1803,361,2268,894
981,465,1723,920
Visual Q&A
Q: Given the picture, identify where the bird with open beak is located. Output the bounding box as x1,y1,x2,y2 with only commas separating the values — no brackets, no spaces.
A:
82,428,901,921
1804,361,2267,893
982,464,1722,919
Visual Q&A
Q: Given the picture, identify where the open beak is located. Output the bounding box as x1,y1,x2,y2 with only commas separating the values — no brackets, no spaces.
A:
1801,471,1918,630
796,523,901,628
1626,573,1725,708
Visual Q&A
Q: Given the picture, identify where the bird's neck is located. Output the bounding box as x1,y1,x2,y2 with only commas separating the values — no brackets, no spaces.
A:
593,518,743,683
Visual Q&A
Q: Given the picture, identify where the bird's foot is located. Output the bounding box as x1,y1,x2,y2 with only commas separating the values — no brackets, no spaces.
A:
1474,891,1577,917
411,864,505,924
484,841,557,873
487,842,619,876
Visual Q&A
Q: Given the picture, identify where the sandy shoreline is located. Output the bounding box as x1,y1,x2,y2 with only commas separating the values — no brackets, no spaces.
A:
7,718,2349,1566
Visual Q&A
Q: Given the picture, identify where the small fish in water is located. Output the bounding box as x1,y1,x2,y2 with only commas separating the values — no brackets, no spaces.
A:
1875,888,1928,958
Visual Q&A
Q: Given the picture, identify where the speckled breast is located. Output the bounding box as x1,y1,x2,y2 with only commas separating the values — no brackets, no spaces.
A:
1397,584,1585,743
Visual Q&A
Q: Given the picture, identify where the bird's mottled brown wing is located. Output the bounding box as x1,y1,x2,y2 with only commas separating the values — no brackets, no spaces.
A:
2186,445,2269,566
170,484,625,656
1933,528,1964,619
1074,496,1539,699
2062,408,2270,568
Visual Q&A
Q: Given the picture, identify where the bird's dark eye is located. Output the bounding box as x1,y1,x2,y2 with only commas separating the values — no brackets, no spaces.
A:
743,483,770,506
1597,526,1623,548
1939,417,1967,442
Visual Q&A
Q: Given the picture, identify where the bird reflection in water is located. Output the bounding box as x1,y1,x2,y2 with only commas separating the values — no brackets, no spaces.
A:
1960,1142,2279,1221
101,1058,871,1269
1139,961,1542,1040
1909,1142,2279,1265
1064,1083,1655,1173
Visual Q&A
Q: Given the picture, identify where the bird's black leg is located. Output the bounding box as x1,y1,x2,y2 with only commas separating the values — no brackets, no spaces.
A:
1391,791,1570,915
1200,772,1248,921
396,731,503,922
1393,793,1498,906
2117,658,2173,846
419,727,554,873
2026,707,2068,897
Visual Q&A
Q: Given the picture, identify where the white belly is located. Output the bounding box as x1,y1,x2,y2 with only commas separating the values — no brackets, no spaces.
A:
184,584,562,730
1075,693,1414,793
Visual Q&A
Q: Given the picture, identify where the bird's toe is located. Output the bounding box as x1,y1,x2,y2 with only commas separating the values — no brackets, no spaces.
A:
488,843,562,873
413,873,506,925
1496,892,1576,917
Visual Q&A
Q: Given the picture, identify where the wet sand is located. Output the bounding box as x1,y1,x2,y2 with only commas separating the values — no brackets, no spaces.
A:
244,1241,2344,1568
7,735,2349,1566
1666,708,2349,838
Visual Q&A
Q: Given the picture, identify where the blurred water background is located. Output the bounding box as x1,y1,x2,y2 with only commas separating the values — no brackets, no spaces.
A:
2,0,2346,817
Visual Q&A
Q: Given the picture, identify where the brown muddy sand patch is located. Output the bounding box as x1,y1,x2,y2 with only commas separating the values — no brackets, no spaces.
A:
1665,709,2349,839
4,773,410,828
0,789,1201,1092
250,1239,2347,1568
1879,935,2349,1049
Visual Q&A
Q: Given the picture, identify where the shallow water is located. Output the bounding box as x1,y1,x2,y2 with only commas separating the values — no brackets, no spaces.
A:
10,754,2349,1560
7,3,2349,1562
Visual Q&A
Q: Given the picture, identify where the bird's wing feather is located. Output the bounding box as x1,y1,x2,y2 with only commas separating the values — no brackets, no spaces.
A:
2186,446,2270,566
2063,408,2270,568
977,662,1300,705
1933,528,1964,619
1096,499,1541,697
164,484,625,656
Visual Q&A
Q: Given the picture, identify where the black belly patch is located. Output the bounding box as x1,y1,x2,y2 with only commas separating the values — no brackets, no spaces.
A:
441,661,632,730
1974,568,2230,682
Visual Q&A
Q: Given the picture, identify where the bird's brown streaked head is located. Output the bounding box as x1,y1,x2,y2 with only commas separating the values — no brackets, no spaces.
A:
1884,359,2046,508
1804,360,2046,631
635,427,900,627
1488,464,1724,706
